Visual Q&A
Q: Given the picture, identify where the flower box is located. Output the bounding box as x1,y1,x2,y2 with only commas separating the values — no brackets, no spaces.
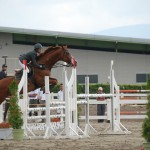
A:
0,122,12,139
0,128,12,139
0,122,10,128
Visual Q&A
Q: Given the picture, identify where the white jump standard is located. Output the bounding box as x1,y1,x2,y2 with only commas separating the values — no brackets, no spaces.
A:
78,60,131,134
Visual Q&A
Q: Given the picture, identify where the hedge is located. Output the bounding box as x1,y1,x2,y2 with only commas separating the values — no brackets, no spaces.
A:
51,83,148,94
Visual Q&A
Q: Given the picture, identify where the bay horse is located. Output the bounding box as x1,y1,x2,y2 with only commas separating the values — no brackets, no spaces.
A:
0,45,77,121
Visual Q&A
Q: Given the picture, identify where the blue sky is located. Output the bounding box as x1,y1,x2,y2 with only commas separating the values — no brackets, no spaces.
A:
0,0,150,34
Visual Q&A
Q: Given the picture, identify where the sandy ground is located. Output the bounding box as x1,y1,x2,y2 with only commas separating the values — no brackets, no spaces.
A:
0,105,146,150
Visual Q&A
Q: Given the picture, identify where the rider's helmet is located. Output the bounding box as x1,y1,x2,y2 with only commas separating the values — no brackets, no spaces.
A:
34,43,42,53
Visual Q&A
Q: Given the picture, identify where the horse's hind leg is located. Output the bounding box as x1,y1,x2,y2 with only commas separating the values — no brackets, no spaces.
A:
3,100,9,121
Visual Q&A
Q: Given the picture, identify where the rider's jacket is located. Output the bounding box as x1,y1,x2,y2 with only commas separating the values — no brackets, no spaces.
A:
19,50,41,68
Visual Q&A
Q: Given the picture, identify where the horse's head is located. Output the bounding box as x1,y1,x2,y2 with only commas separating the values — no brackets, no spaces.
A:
37,45,77,69
60,46,77,68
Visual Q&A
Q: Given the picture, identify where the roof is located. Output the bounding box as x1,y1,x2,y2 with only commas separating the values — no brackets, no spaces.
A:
0,26,150,54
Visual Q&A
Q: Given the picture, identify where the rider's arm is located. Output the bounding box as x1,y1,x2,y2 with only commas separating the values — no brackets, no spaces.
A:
30,54,41,68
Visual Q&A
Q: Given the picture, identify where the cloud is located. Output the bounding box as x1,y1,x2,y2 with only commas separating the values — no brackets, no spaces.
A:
0,0,150,34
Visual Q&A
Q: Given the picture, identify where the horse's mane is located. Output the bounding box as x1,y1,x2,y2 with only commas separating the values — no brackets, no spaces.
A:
37,46,62,60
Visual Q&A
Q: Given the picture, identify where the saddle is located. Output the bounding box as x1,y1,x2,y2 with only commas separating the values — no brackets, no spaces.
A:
15,69,23,80
15,66,33,80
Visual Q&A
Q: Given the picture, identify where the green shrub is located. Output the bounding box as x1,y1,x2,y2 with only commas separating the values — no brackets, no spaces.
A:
8,80,23,129
142,74,150,142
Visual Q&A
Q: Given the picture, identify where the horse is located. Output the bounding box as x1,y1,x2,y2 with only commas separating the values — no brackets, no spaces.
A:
0,45,77,121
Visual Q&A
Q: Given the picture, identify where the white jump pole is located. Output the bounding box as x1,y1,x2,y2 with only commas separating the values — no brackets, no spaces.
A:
0,101,4,122
110,60,115,132
44,76,58,138
85,76,89,125
17,60,28,134
72,68,78,135
103,60,131,134
44,76,51,138
64,68,79,136
64,65,70,136
62,65,85,137
17,60,31,137
84,76,97,135
60,62,74,137
22,60,28,131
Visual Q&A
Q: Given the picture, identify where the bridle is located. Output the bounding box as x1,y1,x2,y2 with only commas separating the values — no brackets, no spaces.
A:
52,47,73,68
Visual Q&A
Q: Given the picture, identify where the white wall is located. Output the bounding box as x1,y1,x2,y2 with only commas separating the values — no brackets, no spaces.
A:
69,49,150,84
0,32,150,84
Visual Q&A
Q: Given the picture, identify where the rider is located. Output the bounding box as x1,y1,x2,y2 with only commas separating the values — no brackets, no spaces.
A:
19,43,45,72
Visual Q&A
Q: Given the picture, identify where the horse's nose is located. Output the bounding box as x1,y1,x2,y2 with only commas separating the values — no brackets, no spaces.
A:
71,57,77,68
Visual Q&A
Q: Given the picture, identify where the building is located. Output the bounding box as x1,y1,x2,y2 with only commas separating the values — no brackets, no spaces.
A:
0,26,150,84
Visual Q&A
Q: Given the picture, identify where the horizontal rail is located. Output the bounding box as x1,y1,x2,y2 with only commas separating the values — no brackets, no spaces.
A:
120,111,146,115
120,93,147,97
28,106,65,111
120,90,150,93
120,100,147,104
27,114,65,120
80,116,107,120
121,115,146,119
77,93,113,98
77,100,88,104
80,115,146,120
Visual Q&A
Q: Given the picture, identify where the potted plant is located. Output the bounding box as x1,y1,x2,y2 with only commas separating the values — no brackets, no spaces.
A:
142,76,150,150
8,80,24,140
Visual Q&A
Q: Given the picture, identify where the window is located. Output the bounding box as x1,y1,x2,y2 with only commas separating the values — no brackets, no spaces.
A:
77,75,98,83
136,74,147,83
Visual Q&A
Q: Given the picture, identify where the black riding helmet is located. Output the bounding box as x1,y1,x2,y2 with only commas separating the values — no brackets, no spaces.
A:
34,43,42,53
